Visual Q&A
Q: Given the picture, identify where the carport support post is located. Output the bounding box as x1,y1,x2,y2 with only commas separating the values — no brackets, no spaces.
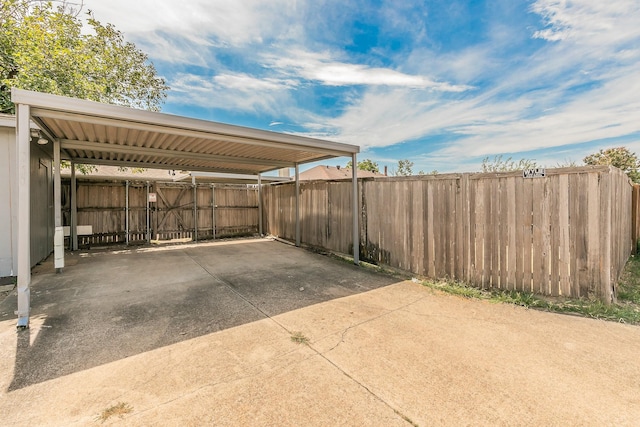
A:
71,162,78,251
258,174,263,236
16,102,31,328
125,180,129,245
352,153,359,265
53,139,64,272
192,176,198,242
295,163,300,247
146,181,150,243
211,184,216,240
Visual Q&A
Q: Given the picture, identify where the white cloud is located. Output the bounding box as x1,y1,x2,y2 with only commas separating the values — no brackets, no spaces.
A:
309,0,640,168
531,0,640,46
263,50,471,91
168,72,294,114
82,0,639,170
213,74,297,92
83,0,303,53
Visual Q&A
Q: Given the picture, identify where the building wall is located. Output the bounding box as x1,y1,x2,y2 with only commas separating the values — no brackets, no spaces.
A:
0,119,54,277
0,125,17,276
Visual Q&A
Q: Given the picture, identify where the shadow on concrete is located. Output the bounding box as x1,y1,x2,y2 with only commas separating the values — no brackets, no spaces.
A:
1,238,398,391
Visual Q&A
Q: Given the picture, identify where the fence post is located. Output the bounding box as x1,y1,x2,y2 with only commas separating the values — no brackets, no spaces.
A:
631,184,640,254
352,153,359,265
599,170,613,303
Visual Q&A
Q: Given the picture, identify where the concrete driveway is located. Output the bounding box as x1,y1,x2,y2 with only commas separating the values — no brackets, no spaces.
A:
1,238,639,426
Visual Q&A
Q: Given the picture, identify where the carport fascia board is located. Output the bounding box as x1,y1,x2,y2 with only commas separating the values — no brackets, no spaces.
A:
11,89,359,158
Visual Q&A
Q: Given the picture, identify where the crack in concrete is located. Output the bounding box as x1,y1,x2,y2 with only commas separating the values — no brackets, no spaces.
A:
184,249,419,425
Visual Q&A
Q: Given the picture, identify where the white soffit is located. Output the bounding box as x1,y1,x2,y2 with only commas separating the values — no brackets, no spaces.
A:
11,89,359,174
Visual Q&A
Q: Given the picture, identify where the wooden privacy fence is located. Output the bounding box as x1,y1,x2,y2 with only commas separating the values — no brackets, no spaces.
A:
62,179,258,245
264,166,634,302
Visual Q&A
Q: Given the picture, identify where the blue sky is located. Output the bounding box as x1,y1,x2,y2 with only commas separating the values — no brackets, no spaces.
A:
83,0,640,173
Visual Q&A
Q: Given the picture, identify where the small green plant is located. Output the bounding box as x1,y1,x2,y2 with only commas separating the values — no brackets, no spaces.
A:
420,277,640,325
618,254,640,304
96,402,132,423
290,331,310,345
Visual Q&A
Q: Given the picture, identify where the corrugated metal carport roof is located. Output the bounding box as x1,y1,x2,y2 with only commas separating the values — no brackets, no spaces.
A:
11,88,361,328
11,89,359,174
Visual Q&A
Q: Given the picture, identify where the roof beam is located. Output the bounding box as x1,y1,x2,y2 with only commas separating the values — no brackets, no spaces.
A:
188,172,293,182
60,139,293,168
68,157,273,175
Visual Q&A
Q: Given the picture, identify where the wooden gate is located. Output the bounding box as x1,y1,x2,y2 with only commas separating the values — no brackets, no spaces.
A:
62,180,259,245
153,183,197,241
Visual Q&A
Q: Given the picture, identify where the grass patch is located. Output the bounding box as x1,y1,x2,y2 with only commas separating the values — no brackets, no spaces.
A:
317,244,640,325
96,402,132,423
618,254,640,304
421,273,640,325
290,331,310,345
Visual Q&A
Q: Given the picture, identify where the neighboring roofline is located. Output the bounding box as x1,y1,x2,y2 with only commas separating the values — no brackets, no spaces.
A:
11,88,359,156
0,114,15,128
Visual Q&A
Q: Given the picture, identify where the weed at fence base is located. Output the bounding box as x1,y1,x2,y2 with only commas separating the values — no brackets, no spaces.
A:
420,279,640,325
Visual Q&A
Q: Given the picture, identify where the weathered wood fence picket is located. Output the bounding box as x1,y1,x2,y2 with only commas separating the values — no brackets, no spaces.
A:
61,166,635,302
62,179,258,245
264,166,634,302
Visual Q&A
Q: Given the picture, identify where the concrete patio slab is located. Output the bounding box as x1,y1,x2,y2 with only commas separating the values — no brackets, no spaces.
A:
1,239,639,426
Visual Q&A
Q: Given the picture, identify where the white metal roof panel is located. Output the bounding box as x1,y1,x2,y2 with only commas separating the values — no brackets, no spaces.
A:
11,89,358,174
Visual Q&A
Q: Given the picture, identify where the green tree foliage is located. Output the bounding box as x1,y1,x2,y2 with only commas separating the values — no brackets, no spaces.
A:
583,147,640,183
481,155,539,172
1,0,168,113
60,160,96,174
395,159,413,176
345,158,380,173
555,159,580,167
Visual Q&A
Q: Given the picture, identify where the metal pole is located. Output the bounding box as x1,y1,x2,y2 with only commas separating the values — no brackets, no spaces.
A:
71,161,78,251
146,181,150,243
192,176,198,242
16,102,31,328
211,184,216,240
258,174,263,236
125,180,129,245
295,163,300,247
53,139,64,272
352,153,359,265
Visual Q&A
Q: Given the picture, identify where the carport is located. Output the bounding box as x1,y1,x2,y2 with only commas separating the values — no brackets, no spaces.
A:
12,88,360,328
